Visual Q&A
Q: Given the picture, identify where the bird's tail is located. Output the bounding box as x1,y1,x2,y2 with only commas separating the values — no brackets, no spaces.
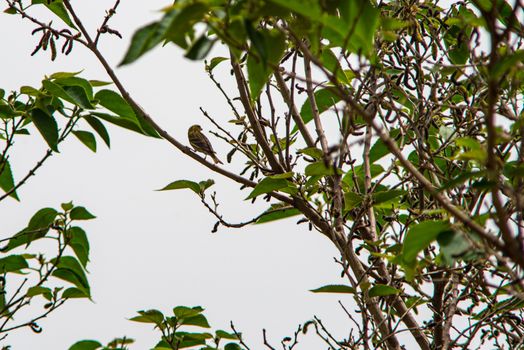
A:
212,154,223,165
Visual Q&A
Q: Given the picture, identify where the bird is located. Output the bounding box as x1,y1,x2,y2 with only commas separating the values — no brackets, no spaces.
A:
188,124,223,164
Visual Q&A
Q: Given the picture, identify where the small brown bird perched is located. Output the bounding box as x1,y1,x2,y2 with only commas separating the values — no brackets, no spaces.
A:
188,124,223,164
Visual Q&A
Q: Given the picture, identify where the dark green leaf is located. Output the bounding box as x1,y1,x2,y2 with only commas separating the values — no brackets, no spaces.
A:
255,206,300,224
164,4,209,49
32,0,75,28
372,190,405,205
2,207,59,252
54,77,94,101
70,206,96,220
224,344,242,350
186,35,215,60
246,177,295,199
199,179,215,192
30,108,59,152
320,49,350,84
90,112,146,136
62,287,90,299
369,129,400,163
173,306,204,319
95,91,159,138
310,284,356,294
180,314,211,328
43,80,94,109
84,115,111,147
158,180,201,195
130,309,165,325
247,29,286,100
0,255,28,273
206,57,228,72
68,226,90,268
215,330,238,340
0,155,19,200
73,130,97,152
95,90,135,120
26,286,52,298
51,256,90,294
68,340,102,350
119,10,179,66
28,207,58,230
266,0,321,19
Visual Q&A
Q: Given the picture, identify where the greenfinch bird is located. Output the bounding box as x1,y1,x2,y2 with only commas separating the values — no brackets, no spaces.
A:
188,124,223,164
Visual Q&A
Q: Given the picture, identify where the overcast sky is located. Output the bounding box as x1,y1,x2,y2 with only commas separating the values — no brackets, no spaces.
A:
1,1,350,349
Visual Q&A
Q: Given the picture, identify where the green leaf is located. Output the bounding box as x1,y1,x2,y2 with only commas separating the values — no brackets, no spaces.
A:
130,309,165,325
70,206,96,220
43,80,94,109
246,29,286,100
68,340,102,350
369,129,400,163
95,90,135,120
266,0,321,19
199,179,215,192
180,314,211,328
119,10,179,66
297,88,341,131
344,192,363,210
68,226,90,268
0,155,19,200
173,306,204,319
372,189,405,205
298,147,323,160
401,220,452,265
28,207,58,230
215,330,238,340
2,207,59,252
185,34,215,60
322,0,379,55
62,287,90,299
61,201,74,211
52,256,90,296
224,344,242,350
206,57,228,72
91,112,146,136
305,161,336,176
49,71,82,80
437,230,477,265
30,108,59,152
95,90,159,138
32,0,75,28
320,48,350,84
158,180,201,195
164,3,209,49
0,255,28,273
255,206,301,224
368,284,400,297
26,286,52,298
54,76,94,101
84,115,111,147
246,177,295,199
245,19,267,64
73,130,97,152
310,284,356,294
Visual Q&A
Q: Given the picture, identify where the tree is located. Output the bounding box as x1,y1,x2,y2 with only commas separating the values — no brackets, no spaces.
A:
2,0,524,349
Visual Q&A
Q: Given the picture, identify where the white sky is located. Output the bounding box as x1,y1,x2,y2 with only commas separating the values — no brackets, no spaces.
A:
1,1,350,349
